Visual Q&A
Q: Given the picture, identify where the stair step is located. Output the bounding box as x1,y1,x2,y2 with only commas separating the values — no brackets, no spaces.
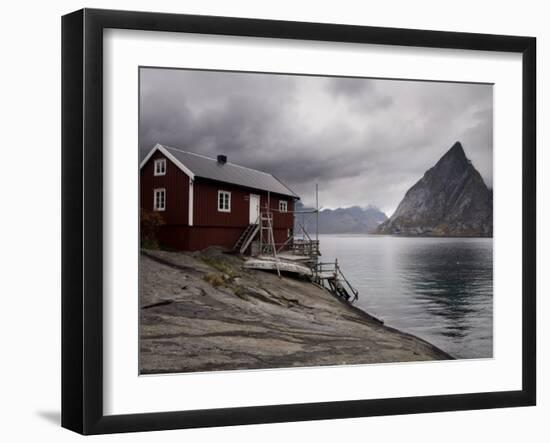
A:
235,223,259,254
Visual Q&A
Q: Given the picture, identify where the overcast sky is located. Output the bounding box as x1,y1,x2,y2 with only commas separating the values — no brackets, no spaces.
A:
140,68,493,215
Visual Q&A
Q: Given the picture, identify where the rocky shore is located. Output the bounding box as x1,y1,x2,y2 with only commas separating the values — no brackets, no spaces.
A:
139,248,452,374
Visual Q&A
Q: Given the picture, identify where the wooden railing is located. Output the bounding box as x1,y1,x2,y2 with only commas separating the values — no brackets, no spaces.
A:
288,239,320,258
314,259,359,303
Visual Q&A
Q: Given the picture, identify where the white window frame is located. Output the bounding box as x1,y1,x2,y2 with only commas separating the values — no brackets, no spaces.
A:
279,200,288,213
153,188,166,211
154,158,166,176
217,190,231,213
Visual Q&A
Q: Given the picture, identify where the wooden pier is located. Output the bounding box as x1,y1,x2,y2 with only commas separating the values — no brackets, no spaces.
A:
238,193,360,304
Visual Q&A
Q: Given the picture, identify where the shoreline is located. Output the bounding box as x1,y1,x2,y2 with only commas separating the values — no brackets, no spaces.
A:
318,232,493,239
338,297,455,360
139,248,452,374
373,233,493,239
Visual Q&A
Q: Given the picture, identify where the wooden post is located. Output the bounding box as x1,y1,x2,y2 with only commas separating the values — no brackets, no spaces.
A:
259,212,263,254
313,184,319,282
315,184,319,244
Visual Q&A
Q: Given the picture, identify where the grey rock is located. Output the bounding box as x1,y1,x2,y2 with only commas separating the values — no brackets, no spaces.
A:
139,249,451,374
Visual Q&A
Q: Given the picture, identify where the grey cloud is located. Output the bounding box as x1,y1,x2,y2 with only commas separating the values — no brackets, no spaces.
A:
140,68,493,215
326,77,374,97
326,77,394,112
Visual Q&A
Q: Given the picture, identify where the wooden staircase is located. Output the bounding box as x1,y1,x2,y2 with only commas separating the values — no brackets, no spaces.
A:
315,259,359,303
233,223,259,254
326,276,352,301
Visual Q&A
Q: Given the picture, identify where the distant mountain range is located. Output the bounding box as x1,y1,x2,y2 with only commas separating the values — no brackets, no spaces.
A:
294,202,387,235
376,141,493,237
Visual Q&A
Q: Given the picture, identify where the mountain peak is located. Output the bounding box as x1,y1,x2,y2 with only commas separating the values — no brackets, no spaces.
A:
449,141,465,155
377,141,492,237
430,141,470,177
439,140,467,161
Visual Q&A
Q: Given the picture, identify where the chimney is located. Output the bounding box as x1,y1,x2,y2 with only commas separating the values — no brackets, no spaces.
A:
217,155,227,165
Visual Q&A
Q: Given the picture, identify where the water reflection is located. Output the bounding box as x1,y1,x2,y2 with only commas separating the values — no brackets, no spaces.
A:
319,235,493,359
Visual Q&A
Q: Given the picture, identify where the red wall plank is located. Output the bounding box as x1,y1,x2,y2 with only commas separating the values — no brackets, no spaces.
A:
193,179,249,228
193,178,295,231
140,150,189,226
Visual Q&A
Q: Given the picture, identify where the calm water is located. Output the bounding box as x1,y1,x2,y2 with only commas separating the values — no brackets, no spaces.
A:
318,234,493,359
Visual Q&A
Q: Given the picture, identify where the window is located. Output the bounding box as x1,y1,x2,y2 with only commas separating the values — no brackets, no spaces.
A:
217,190,231,212
153,188,166,211
279,200,288,213
154,158,166,176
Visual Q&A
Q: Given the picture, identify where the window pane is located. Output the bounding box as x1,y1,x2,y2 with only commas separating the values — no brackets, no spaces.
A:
154,189,165,210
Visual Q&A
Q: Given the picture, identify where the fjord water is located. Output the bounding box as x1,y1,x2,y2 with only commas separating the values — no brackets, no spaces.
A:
319,234,493,359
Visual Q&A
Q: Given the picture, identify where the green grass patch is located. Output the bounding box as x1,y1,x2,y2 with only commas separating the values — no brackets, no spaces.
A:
202,273,227,288
200,257,238,278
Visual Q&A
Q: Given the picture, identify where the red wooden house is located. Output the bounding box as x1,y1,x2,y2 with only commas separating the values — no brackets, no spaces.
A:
140,144,299,251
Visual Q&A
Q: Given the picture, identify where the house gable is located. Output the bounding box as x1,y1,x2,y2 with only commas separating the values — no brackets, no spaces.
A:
140,143,195,180
140,149,190,226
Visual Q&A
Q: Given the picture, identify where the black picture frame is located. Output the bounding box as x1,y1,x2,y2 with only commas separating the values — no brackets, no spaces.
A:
62,8,536,435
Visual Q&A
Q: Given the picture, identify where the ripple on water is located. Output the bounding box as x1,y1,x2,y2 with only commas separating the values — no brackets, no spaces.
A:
318,235,493,359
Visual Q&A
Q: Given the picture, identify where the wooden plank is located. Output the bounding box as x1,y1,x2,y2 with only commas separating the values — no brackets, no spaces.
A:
243,258,313,277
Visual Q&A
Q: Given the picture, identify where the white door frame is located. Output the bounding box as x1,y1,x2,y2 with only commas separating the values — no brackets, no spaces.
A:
249,194,260,224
